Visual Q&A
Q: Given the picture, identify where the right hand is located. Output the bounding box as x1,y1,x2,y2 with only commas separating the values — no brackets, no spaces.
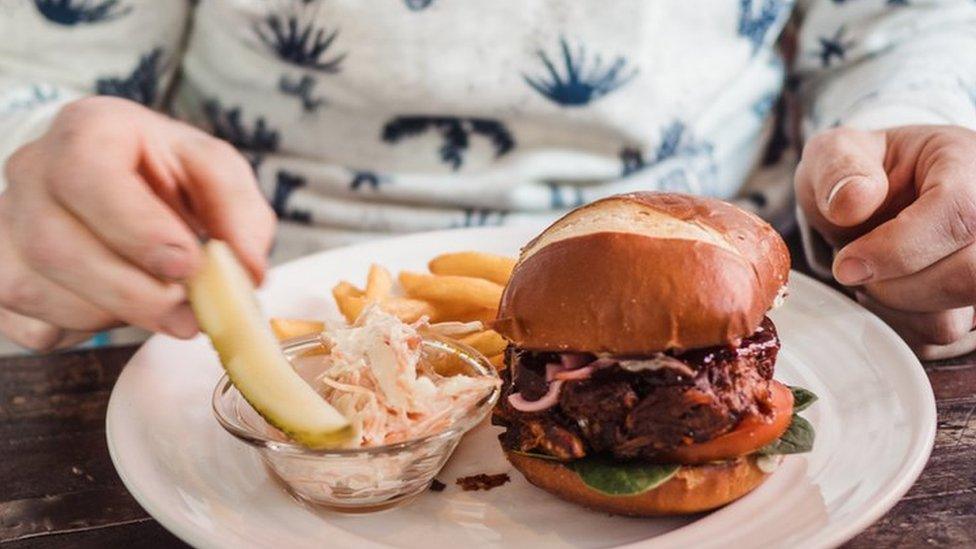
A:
795,125,976,360
0,97,276,351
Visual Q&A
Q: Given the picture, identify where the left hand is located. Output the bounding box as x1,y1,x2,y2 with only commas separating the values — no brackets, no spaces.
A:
795,125,976,360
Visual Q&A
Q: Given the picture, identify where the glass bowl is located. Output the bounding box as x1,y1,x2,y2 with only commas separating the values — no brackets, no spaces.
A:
212,333,500,513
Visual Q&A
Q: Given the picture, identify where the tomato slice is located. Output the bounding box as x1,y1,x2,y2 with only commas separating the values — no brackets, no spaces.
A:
662,380,794,464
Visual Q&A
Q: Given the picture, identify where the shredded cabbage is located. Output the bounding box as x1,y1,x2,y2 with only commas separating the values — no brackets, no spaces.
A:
313,306,498,447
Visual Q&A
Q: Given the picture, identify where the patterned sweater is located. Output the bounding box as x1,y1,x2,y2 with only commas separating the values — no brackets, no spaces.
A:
1,0,975,264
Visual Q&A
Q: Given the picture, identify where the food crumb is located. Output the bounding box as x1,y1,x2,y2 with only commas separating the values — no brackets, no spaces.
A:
429,479,446,492
456,473,510,491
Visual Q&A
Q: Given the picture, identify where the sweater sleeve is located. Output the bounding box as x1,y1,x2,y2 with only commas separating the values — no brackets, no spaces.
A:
0,0,191,189
793,0,976,277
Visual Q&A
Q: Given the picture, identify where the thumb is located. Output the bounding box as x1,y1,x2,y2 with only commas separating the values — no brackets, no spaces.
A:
795,127,889,234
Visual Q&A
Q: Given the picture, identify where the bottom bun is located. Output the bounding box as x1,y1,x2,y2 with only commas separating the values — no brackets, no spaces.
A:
505,451,769,517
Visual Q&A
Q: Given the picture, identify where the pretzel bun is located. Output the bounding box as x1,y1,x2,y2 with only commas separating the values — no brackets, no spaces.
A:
505,452,769,517
494,192,790,354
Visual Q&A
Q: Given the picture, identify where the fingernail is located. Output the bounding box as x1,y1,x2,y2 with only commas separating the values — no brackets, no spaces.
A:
836,257,872,285
160,305,199,339
148,244,193,280
825,176,859,209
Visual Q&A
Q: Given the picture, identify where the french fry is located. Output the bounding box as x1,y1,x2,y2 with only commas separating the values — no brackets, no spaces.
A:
487,353,505,371
379,297,437,323
420,297,490,324
398,271,503,311
332,281,366,323
438,306,497,325
270,318,325,341
337,296,366,324
428,251,516,285
333,281,364,298
460,329,508,357
364,264,393,302
333,254,509,329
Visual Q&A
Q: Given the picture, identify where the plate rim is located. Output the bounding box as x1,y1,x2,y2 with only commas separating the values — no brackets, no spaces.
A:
106,226,937,549
783,273,937,549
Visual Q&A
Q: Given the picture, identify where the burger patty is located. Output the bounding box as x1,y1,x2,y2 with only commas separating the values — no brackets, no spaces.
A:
494,317,780,462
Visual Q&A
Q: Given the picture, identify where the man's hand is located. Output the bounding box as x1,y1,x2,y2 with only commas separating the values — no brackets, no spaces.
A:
796,125,976,360
0,97,276,351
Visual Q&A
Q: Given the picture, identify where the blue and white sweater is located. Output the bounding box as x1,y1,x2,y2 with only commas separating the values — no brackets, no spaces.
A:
1,0,975,263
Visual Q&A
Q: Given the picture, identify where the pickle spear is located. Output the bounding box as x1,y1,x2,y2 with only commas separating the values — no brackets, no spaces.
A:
189,240,352,448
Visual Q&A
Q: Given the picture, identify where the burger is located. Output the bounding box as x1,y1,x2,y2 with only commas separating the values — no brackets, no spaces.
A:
491,192,817,516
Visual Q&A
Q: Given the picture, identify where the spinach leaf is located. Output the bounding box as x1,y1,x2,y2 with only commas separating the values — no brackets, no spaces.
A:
757,414,815,455
789,386,818,412
568,458,680,496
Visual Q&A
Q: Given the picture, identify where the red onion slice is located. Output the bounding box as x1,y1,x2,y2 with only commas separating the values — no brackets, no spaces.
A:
587,358,618,370
508,380,564,412
553,366,595,381
545,363,563,382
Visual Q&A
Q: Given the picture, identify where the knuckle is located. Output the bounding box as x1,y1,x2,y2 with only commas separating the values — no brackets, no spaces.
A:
198,137,240,161
0,274,43,312
944,188,976,247
214,141,253,176
57,96,130,122
54,98,111,130
231,149,255,173
51,98,141,151
56,129,106,161
49,124,102,159
925,312,971,346
22,244,64,272
44,164,85,197
943,252,976,305
3,144,36,185
16,322,64,353
18,226,69,272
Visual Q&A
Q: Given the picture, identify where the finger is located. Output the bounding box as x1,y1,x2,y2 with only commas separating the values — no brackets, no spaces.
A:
46,158,202,281
913,331,976,361
855,291,974,346
175,137,276,283
833,183,976,285
795,127,888,241
0,226,117,331
7,200,198,337
0,308,93,352
863,244,976,312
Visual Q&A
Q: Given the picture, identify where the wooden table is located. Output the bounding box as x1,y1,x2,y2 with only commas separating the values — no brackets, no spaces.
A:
2,237,975,547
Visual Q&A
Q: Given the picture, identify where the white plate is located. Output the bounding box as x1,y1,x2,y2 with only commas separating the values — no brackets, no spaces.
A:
106,226,935,549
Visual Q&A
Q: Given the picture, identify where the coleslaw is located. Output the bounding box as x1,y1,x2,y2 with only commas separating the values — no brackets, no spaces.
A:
311,306,500,447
